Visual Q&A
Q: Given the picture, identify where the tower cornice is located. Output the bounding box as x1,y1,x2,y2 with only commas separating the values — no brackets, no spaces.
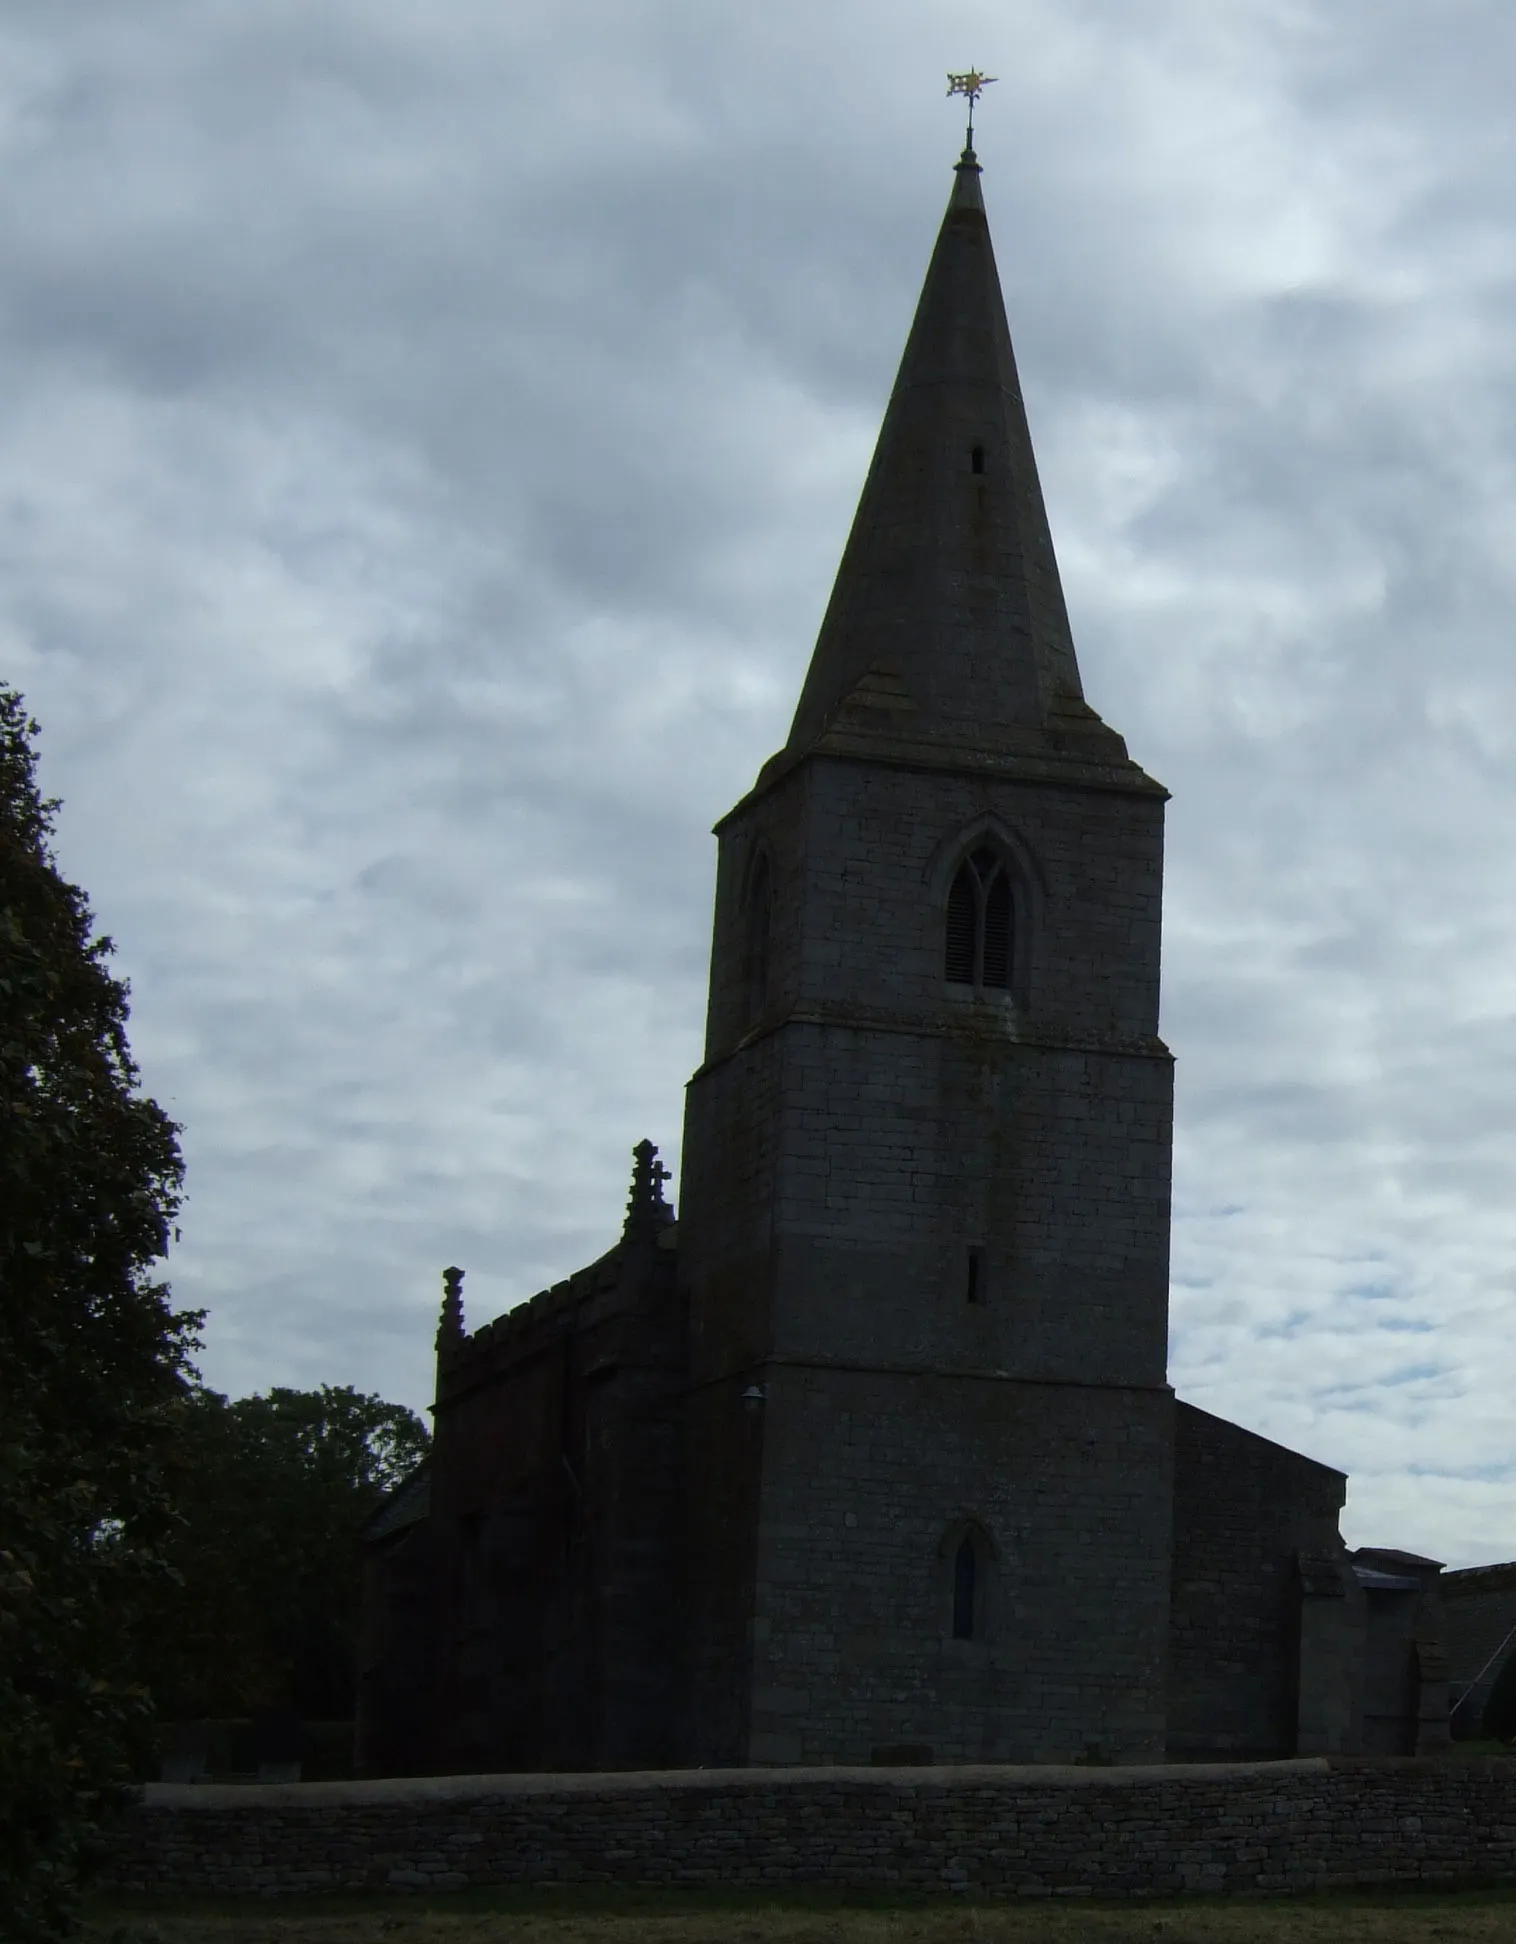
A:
713,735,1167,836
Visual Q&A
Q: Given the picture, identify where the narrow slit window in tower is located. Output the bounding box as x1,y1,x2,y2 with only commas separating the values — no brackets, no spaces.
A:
970,444,986,474
952,1535,977,1640
965,1246,984,1306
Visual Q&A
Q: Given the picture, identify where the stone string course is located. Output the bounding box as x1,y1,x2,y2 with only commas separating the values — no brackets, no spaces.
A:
102,1759,1516,1900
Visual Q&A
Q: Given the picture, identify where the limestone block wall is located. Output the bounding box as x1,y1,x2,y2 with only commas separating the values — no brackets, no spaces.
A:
101,1761,1516,1900
745,1370,1172,1766
1168,1404,1349,1761
399,1229,686,1777
679,745,1177,1768
705,758,1168,1057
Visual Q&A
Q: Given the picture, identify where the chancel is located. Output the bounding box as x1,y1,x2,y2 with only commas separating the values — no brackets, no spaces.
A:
357,113,1452,1775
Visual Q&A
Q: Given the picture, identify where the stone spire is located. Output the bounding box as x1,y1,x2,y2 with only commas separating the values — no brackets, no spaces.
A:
623,1138,674,1241
435,1265,465,1361
783,146,1140,779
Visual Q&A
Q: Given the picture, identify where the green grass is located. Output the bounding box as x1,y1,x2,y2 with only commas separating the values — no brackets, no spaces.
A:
79,1881,1516,1943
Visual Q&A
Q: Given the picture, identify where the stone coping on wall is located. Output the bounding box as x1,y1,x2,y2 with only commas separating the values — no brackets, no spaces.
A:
141,1756,1333,1810
108,1757,1516,1901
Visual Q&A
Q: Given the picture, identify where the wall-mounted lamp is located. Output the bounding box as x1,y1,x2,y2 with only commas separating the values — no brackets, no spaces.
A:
740,1383,767,1415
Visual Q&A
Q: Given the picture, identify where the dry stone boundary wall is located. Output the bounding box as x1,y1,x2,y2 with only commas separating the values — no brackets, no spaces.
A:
102,1759,1516,1900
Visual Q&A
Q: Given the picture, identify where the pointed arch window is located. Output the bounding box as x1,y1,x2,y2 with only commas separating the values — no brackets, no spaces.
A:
952,1535,977,1639
945,846,1013,990
942,1520,995,1643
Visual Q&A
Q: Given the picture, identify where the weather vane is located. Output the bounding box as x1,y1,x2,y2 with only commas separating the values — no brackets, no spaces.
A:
946,69,997,151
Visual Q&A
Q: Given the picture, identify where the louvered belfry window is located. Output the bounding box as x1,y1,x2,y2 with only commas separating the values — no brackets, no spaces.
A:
945,846,1013,989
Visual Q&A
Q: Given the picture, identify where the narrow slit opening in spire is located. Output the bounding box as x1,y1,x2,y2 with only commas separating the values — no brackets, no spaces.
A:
971,445,985,475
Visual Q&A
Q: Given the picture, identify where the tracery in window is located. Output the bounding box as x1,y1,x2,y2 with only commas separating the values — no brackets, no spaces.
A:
945,846,1013,990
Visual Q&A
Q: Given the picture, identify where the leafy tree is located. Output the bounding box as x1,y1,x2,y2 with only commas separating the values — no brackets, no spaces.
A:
0,688,201,1940
148,1384,429,1722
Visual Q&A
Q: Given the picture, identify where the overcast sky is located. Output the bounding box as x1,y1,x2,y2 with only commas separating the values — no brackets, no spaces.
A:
5,0,1516,1565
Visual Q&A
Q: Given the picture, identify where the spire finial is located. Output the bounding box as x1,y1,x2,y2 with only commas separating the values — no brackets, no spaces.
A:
436,1264,465,1356
624,1138,674,1240
946,68,997,160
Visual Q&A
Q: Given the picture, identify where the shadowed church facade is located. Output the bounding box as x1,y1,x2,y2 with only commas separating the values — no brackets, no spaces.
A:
358,145,1449,1773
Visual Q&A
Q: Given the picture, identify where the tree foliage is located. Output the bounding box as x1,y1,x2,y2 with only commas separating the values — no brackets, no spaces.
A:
148,1384,429,1721
0,688,201,1939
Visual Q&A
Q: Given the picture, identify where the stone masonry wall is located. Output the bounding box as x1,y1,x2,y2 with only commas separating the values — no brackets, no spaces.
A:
102,1761,1516,1900
680,743,1176,1767
1168,1404,1348,1762
747,1371,1172,1767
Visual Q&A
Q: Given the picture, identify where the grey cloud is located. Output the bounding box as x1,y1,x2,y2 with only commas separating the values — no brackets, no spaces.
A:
4,0,1516,1564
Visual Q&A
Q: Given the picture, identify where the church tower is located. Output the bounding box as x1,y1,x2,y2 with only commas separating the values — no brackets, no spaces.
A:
679,140,1176,1764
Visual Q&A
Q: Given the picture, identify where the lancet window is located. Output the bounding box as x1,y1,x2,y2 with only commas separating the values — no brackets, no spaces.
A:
945,846,1012,989
945,1521,996,1642
744,851,772,1021
952,1535,977,1640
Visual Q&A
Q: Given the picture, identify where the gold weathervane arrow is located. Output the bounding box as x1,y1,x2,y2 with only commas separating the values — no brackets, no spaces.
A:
946,69,997,149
